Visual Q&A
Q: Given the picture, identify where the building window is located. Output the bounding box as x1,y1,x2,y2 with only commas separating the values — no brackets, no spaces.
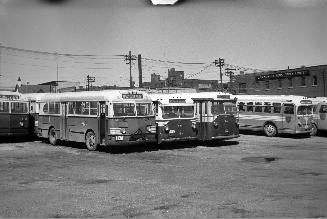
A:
301,76,306,86
239,83,247,93
265,80,270,90
278,79,282,89
312,76,318,86
288,78,293,88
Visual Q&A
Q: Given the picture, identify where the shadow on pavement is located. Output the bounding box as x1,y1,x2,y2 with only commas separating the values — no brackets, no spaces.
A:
0,136,36,144
240,130,312,139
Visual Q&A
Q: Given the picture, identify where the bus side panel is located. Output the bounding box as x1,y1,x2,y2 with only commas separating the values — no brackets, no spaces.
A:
0,114,10,136
238,112,264,131
66,116,98,143
317,104,327,131
9,113,30,136
38,115,61,138
214,114,239,137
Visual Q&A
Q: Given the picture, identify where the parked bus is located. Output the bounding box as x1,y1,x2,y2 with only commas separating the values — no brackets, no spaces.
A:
150,93,197,144
191,92,239,141
35,90,157,150
0,91,31,137
235,95,313,137
308,97,327,135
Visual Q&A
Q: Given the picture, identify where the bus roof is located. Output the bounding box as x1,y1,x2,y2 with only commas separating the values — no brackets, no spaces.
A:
234,95,312,105
35,90,152,103
0,91,28,101
308,97,327,104
149,93,194,105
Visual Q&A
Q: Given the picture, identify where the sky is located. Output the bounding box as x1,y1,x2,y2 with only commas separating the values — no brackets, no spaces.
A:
0,0,327,88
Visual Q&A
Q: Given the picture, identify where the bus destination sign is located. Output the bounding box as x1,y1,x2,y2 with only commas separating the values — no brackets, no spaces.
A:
255,70,309,81
0,95,20,100
122,93,143,99
169,99,186,103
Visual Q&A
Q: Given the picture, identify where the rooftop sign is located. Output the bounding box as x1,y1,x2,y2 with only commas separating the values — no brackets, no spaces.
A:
255,70,309,81
169,99,186,103
122,93,143,99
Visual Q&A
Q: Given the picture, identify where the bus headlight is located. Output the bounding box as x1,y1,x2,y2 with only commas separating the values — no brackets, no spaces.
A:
191,122,196,129
19,122,24,127
164,125,169,132
213,121,218,128
120,128,126,134
34,121,39,127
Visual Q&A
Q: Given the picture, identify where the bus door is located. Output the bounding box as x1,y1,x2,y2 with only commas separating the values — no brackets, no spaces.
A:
317,103,327,129
60,102,68,140
192,98,213,141
98,101,106,144
282,103,295,132
0,101,10,135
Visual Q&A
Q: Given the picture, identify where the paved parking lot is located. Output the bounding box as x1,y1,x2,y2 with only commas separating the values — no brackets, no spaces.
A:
0,134,326,217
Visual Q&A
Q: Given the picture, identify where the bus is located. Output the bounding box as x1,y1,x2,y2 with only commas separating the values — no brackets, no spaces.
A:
35,90,157,150
235,95,314,137
150,93,197,144
0,91,31,137
308,97,327,136
191,92,239,141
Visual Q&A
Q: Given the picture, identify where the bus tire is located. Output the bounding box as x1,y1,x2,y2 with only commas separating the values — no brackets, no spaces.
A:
263,123,277,137
85,130,97,151
310,123,318,136
48,127,57,145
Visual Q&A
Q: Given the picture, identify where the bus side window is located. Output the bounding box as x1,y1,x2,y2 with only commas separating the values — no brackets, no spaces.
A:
313,105,317,113
246,102,253,112
283,104,294,114
238,102,245,112
255,102,262,112
43,103,49,113
68,102,75,114
263,102,272,113
90,102,98,115
272,103,281,113
319,105,327,113
0,102,9,112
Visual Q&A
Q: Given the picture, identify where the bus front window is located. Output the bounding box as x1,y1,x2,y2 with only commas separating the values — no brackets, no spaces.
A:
223,102,237,114
162,106,179,119
297,105,313,115
211,102,224,115
180,106,194,118
136,103,153,116
113,103,136,116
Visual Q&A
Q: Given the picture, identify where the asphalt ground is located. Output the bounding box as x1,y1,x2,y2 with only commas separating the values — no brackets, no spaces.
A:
0,133,326,217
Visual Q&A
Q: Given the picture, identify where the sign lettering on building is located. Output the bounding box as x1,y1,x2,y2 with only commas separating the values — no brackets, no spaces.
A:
0,95,20,100
255,70,309,81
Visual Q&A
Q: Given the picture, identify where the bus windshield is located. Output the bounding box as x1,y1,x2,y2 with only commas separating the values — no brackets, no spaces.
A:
297,105,313,115
223,102,237,114
136,103,153,116
162,106,194,119
113,103,135,116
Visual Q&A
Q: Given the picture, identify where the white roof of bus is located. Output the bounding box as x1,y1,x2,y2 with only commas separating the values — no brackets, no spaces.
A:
149,93,194,105
234,95,311,104
308,97,327,104
35,90,152,102
0,91,28,101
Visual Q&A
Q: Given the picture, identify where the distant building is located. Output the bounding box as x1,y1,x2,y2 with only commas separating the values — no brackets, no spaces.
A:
183,79,221,91
167,68,184,87
234,64,327,97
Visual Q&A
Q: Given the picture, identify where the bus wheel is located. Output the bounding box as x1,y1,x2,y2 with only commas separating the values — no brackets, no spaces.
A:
263,123,277,137
310,124,318,136
48,128,57,145
85,131,97,151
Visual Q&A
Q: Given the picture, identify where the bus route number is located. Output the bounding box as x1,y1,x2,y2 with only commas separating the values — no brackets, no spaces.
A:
116,136,124,141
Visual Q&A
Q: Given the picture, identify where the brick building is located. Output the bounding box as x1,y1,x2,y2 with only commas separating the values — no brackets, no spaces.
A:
234,65,327,97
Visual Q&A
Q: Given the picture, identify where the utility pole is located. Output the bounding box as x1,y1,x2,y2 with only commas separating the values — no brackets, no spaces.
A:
124,51,136,88
86,75,95,91
138,54,143,88
225,68,236,94
214,58,225,91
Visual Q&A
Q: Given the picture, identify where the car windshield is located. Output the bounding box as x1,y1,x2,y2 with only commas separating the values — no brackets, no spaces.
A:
297,105,313,115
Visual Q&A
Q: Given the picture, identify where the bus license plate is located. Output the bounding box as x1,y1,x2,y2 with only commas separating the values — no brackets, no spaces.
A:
116,136,123,141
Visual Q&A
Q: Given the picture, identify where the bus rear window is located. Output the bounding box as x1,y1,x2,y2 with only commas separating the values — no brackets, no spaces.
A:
136,103,152,116
113,103,135,116
0,102,9,113
11,102,28,113
297,105,312,115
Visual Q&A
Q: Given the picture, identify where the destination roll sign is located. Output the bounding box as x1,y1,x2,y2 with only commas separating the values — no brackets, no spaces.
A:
255,70,309,81
122,92,143,99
